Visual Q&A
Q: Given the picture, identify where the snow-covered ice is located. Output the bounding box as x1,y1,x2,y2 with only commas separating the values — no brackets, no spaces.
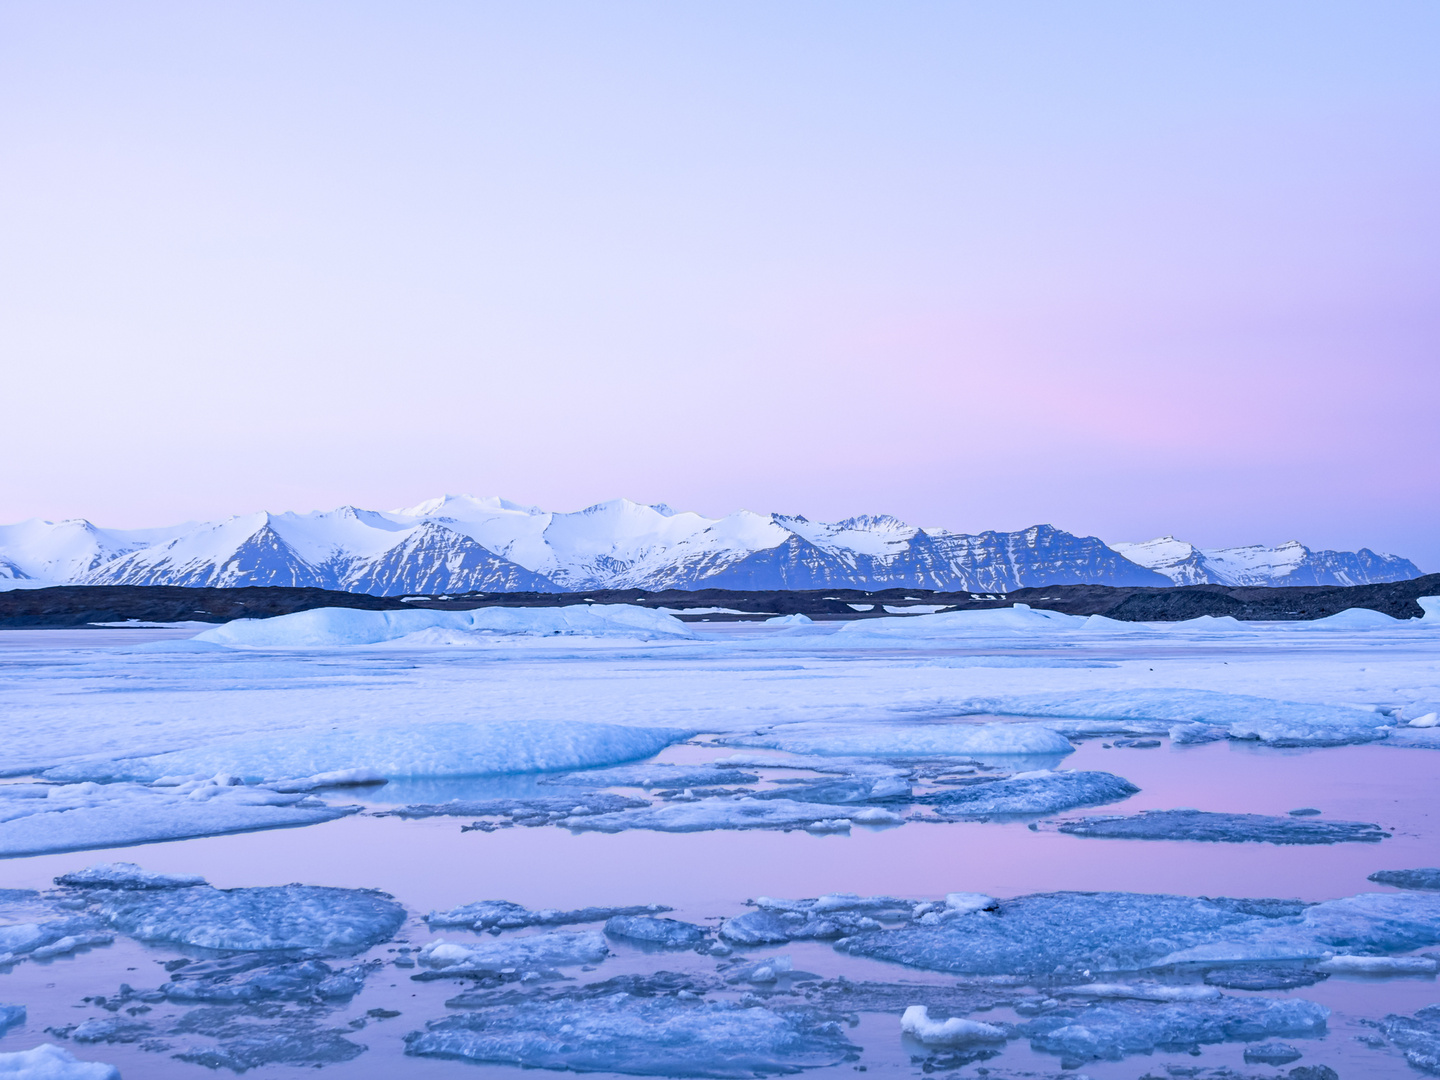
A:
54,863,207,890
1054,809,1388,844
0,1044,120,1080
0,777,354,856
194,604,696,647
405,993,858,1076
899,1006,1007,1046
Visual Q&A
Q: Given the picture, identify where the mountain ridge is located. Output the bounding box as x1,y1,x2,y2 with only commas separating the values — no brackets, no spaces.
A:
0,497,1421,595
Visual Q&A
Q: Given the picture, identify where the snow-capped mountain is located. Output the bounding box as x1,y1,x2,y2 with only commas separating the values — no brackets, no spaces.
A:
1112,536,1421,587
0,497,1421,595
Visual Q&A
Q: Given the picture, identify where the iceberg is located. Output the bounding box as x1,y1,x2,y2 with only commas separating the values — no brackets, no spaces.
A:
417,931,609,974
194,604,696,648
923,771,1137,818
427,900,670,931
1314,954,1439,975
604,915,708,948
0,779,354,857
0,1045,120,1080
405,993,858,1076
1054,809,1388,844
45,720,686,784
1370,868,1440,891
99,883,406,952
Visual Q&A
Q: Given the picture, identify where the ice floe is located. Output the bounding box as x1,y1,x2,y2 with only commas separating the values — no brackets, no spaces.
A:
0,917,114,968
828,889,1440,976
1365,1004,1440,1074
1016,995,1328,1066
426,899,670,931
96,883,405,952
566,797,904,834
417,931,609,974
604,915,709,948
0,1005,23,1035
0,777,354,857
194,604,696,648
405,993,858,1076
1244,1041,1304,1064
1054,809,1388,844
159,956,375,1003
54,863,207,890
723,721,1075,758
538,763,761,789
45,720,685,784
1370,868,1440,890
921,770,1137,818
0,1044,120,1080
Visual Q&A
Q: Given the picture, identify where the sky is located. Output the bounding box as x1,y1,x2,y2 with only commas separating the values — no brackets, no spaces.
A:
2,2,1437,567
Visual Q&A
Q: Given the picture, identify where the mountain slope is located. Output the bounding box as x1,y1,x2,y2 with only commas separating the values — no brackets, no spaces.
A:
1114,536,1421,587
1,498,1420,595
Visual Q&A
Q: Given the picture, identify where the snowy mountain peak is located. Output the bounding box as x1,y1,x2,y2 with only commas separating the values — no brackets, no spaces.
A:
0,498,1421,595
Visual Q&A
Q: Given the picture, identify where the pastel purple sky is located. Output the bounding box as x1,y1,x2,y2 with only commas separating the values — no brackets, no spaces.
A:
2,3,1437,567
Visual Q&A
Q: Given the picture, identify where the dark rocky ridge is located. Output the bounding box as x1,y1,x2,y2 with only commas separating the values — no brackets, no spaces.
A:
1,574,1436,628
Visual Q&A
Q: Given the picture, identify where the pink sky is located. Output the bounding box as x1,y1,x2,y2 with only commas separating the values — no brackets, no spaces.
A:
2,3,1436,566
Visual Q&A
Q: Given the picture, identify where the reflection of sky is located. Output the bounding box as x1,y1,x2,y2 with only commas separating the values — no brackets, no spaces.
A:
2,4,1436,567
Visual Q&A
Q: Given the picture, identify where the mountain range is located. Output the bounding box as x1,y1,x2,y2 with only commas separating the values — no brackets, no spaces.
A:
0,496,1421,595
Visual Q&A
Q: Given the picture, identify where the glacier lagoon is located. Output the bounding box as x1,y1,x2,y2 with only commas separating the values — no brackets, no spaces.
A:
0,605,1438,1078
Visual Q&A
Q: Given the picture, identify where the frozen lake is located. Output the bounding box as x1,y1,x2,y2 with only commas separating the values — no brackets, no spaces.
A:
1,605,1438,1079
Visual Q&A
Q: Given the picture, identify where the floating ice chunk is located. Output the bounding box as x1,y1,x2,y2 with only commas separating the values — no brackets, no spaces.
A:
720,896,914,945
1244,1041,1303,1064
1315,954,1439,975
1203,966,1327,990
0,780,355,857
926,771,1137,818
55,863,207,891
1056,983,1221,1002
0,1044,120,1079
538,764,760,789
269,768,387,792
1019,996,1328,1064
1410,712,1440,728
427,900,670,931
194,604,696,648
0,1006,23,1036
161,957,372,1003
764,613,812,625
727,721,1074,758
390,793,649,821
753,775,910,805
1055,809,1388,845
1371,869,1440,891
1307,607,1407,629
47,720,685,785
944,893,998,916
0,918,112,966
900,1005,1007,1046
418,932,608,974
169,1009,368,1071
567,797,901,834
603,915,707,948
100,883,406,952
1369,1004,1440,1074
405,993,858,1076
